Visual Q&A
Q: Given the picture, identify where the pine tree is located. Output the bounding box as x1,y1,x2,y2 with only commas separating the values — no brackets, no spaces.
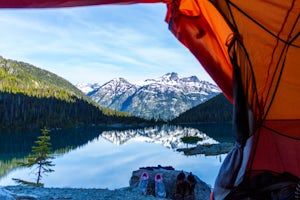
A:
13,127,55,186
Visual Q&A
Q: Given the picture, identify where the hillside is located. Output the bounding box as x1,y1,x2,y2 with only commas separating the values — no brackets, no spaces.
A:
0,56,146,130
171,93,233,123
0,56,84,101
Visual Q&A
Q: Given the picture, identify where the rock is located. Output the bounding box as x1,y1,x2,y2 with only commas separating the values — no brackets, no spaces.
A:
0,187,16,200
129,166,211,200
177,143,234,156
14,195,37,200
1,186,38,200
5,185,164,200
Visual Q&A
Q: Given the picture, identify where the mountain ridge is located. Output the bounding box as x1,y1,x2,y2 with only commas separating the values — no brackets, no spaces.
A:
0,56,85,101
0,56,146,130
76,72,221,121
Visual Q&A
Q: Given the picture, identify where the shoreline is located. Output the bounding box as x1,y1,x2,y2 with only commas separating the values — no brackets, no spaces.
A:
2,167,212,200
3,185,167,200
1,142,231,200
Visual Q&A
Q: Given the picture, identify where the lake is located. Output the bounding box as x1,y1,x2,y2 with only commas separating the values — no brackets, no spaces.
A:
0,123,234,189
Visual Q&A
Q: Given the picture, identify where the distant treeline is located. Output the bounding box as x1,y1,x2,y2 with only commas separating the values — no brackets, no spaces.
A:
171,93,233,123
0,91,148,131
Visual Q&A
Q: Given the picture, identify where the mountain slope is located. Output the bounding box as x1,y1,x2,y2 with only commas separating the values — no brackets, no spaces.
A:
171,93,233,123
88,78,139,111
0,56,145,130
82,72,221,121
0,56,84,101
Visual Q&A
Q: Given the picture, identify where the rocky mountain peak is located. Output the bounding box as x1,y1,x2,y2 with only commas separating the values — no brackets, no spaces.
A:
76,73,221,120
103,77,136,91
162,72,180,82
181,75,200,83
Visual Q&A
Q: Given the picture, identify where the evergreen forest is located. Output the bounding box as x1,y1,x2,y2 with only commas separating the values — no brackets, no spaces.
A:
0,56,147,131
171,93,233,123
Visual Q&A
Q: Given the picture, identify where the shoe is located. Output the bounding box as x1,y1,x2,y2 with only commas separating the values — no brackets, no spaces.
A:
155,173,166,198
138,172,149,195
185,173,197,200
187,173,196,192
174,171,186,200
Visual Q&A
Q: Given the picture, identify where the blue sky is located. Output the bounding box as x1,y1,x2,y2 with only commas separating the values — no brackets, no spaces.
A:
0,4,214,85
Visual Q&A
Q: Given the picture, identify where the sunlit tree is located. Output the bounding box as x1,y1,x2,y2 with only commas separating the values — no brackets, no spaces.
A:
13,127,55,186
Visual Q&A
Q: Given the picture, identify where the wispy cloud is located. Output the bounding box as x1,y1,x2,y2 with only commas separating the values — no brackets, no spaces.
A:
0,4,214,85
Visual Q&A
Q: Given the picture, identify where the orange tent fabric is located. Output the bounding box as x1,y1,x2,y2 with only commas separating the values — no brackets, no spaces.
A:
165,0,300,185
209,0,300,174
165,0,233,102
0,0,162,8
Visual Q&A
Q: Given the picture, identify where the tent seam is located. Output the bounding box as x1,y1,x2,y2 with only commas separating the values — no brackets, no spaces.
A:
228,1,299,48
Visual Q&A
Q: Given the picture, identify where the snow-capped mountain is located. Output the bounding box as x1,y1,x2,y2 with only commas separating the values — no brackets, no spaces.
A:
87,78,138,110
75,83,101,94
76,72,221,120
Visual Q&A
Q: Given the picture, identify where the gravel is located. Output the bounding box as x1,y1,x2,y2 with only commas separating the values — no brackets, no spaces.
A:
3,186,169,200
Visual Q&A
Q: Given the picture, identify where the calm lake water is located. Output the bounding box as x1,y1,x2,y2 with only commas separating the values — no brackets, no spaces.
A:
0,123,234,189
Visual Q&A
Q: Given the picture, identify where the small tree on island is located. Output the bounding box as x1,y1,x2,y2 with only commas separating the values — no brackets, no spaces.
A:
181,135,203,148
13,127,55,186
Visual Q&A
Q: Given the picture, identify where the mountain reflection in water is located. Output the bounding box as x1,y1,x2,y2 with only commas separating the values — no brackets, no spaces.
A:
101,125,219,148
0,124,233,189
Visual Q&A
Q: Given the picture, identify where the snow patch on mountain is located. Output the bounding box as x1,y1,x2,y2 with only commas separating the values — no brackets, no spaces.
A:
75,83,101,94
76,72,221,120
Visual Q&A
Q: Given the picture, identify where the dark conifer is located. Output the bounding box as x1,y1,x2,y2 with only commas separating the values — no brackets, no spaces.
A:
13,127,55,186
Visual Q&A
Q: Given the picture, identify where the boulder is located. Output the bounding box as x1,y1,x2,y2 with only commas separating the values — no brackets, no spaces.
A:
0,187,16,200
129,166,211,200
1,187,38,200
